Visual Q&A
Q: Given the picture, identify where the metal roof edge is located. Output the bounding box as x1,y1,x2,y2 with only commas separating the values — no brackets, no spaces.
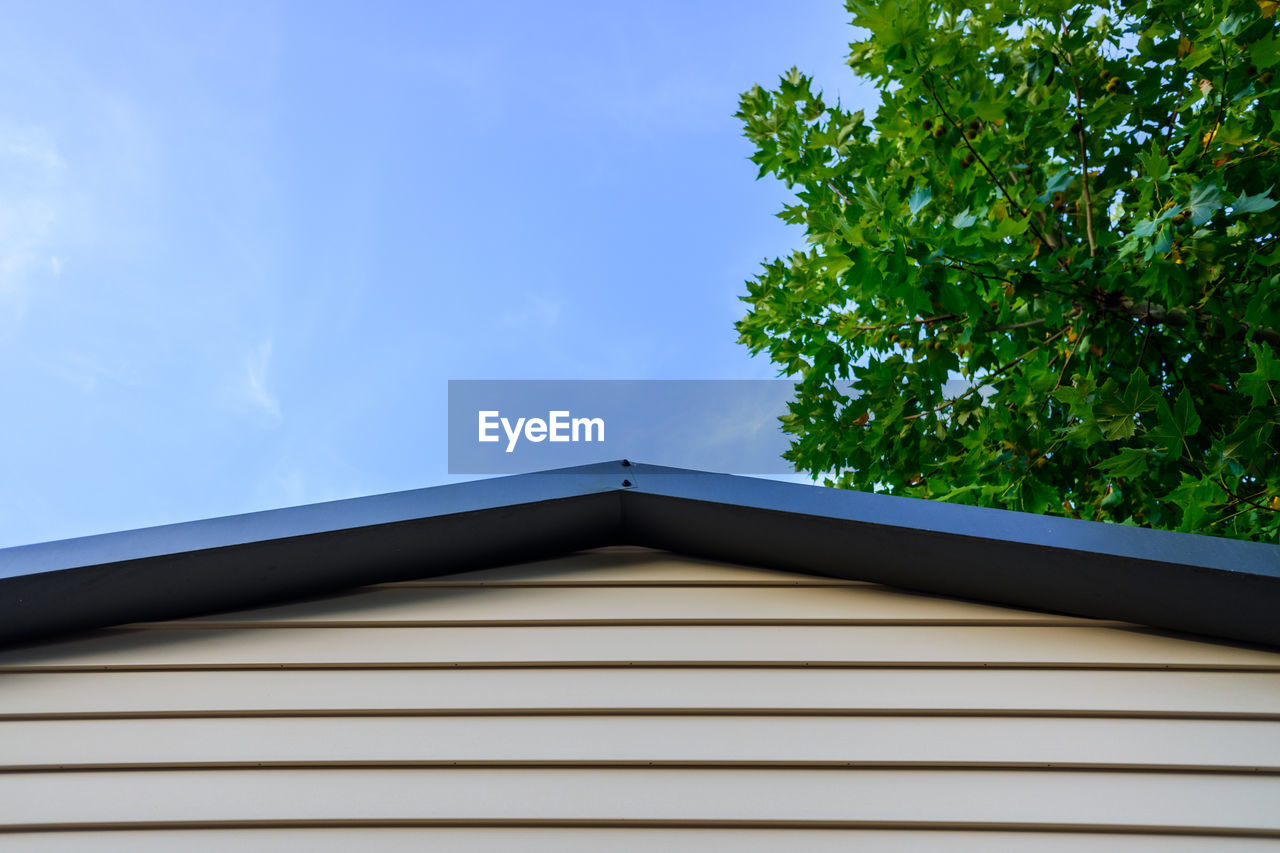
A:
620,462,1279,579
0,462,632,582
1,460,1277,649
618,464,1280,647
0,462,631,647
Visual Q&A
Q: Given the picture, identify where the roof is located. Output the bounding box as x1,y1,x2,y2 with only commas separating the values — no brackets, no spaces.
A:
1,460,1278,648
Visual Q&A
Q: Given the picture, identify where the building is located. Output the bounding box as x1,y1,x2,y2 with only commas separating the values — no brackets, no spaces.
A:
1,460,1278,850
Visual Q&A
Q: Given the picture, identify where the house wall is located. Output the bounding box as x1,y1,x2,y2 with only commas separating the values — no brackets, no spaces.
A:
1,546,1278,851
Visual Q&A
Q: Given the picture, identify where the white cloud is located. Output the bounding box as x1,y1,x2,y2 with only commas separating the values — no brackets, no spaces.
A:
0,138,66,172
244,337,282,422
501,293,562,329
38,350,138,393
0,125,67,335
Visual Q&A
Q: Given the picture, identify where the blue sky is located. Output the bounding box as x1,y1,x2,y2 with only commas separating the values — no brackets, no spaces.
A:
0,1,878,547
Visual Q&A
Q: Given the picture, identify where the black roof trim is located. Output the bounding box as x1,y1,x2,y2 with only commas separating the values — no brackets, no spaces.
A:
1,461,1277,648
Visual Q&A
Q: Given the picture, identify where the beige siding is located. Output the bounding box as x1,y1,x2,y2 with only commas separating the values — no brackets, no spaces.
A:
1,547,1278,850
6,668,1277,716
8,830,1280,853
3,716,1277,768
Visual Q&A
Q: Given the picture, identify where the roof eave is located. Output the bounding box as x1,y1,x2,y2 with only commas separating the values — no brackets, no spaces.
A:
1,460,1277,649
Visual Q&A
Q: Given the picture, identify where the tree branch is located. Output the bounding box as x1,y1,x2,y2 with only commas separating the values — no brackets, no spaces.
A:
1070,76,1098,257
939,259,1075,297
838,313,959,332
1205,41,1228,155
1051,21,1097,259
842,295,1280,351
1218,482,1279,515
924,79,1062,260
993,316,1050,331
1110,298,1280,349
939,261,1013,284
1033,211,1060,251
1047,315,1090,402
902,325,1072,422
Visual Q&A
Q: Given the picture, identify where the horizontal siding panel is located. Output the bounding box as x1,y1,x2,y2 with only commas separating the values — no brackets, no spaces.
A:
7,549,1278,843
410,550,837,585
3,625,1276,669
3,716,1276,770
2,769,1277,829
6,668,1277,717
8,829,1280,853
161,585,1098,626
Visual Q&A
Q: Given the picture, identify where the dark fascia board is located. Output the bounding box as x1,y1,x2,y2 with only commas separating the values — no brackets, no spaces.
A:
1,460,1278,648
0,465,629,647
621,463,1280,648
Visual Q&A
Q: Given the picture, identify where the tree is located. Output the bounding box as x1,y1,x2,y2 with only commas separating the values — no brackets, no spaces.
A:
736,0,1280,541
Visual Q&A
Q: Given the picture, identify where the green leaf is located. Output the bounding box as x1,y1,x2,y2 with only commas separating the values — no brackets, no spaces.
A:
1218,12,1249,35
907,187,932,217
1139,146,1169,181
1131,218,1160,238
835,112,865,146
1148,225,1173,256
1251,36,1280,69
1092,375,1160,441
1171,474,1220,532
1222,418,1263,459
1187,181,1224,226
1095,448,1153,479
1231,187,1278,215
1182,46,1213,70
1102,415,1138,441
1036,169,1075,203
1240,343,1280,405
951,208,977,228
972,99,1005,122
1148,389,1200,457
1122,374,1161,413
1147,405,1181,455
1171,387,1201,438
